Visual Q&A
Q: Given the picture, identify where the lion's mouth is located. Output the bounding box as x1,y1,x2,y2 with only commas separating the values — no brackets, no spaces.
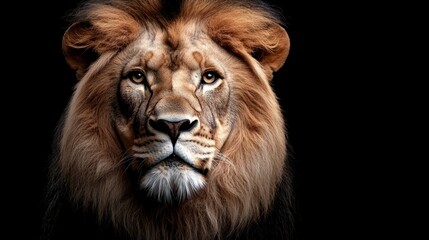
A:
138,154,207,176
162,154,208,175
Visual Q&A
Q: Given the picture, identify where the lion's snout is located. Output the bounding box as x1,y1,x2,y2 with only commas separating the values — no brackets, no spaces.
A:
148,118,198,145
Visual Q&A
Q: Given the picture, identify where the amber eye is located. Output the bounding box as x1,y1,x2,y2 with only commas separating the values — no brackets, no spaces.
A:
127,70,146,84
201,71,220,84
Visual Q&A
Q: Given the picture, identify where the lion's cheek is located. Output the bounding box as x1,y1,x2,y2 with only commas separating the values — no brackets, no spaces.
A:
115,81,151,149
217,125,232,150
115,120,135,150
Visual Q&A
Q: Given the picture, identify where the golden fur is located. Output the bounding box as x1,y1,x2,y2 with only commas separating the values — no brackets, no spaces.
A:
43,0,294,239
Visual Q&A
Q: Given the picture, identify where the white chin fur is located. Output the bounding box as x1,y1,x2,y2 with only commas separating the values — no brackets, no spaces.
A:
140,166,205,204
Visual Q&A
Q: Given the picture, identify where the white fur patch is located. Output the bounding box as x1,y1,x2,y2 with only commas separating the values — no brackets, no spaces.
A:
140,164,206,203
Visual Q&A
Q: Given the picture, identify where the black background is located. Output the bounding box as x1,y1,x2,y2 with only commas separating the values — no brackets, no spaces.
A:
4,0,418,239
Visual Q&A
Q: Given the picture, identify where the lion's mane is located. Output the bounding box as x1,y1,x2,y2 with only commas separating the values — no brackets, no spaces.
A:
42,0,295,239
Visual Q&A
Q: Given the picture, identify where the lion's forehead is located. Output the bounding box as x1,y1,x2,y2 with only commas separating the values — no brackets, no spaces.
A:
130,23,221,75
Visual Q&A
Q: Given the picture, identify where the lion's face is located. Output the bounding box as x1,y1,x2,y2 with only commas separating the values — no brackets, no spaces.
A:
114,25,235,203
56,0,292,238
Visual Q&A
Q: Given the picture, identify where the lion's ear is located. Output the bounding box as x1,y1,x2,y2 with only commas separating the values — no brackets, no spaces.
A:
208,10,290,81
62,5,142,79
251,24,290,77
62,22,99,79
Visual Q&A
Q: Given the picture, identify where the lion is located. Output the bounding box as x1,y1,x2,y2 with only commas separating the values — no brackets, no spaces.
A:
41,0,295,239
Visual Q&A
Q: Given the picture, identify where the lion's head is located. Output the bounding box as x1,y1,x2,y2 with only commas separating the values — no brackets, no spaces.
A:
43,0,294,239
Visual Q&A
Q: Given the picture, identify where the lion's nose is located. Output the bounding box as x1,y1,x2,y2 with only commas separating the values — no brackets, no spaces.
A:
149,119,198,145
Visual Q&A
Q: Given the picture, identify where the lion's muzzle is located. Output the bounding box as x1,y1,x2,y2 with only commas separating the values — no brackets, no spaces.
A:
127,92,216,204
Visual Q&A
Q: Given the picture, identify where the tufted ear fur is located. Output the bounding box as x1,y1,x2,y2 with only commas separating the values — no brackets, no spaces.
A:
207,6,290,81
62,5,142,79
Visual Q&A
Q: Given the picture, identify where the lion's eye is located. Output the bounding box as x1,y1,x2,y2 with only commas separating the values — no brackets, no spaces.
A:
201,71,220,84
127,70,146,84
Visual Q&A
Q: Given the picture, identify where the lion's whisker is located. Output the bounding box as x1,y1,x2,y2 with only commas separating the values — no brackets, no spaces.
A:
214,151,234,167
